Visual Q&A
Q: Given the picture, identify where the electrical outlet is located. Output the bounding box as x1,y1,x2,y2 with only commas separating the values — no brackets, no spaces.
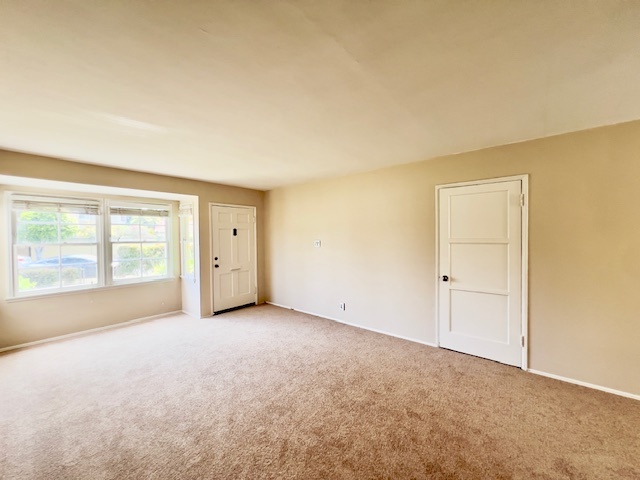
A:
339,303,346,311
313,240,321,248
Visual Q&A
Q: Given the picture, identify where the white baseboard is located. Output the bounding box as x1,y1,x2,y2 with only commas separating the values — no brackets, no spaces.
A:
528,369,639,401
0,310,182,354
265,302,438,348
265,303,638,402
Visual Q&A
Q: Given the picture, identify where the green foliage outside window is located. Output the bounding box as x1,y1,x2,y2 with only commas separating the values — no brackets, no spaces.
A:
17,211,73,260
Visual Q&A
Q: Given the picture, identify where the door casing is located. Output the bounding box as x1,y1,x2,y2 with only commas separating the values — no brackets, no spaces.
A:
435,175,529,370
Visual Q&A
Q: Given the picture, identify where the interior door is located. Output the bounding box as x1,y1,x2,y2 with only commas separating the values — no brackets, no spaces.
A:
211,205,256,313
438,180,523,366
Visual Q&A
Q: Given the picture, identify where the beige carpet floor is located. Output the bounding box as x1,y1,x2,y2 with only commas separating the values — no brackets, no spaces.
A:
0,304,638,479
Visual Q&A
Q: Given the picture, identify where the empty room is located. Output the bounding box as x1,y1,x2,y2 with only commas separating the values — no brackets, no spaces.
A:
1,1,639,479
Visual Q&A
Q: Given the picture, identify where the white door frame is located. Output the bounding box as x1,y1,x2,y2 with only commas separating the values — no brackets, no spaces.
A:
435,174,529,370
209,202,258,315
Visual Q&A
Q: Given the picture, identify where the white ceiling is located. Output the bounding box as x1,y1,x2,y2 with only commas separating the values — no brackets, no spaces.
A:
2,1,640,191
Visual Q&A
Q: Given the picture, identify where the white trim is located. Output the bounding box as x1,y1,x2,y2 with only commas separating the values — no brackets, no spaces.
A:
528,369,639,401
0,310,182,354
434,187,440,347
265,302,438,348
434,174,529,370
435,174,529,189
209,203,258,315
520,177,529,370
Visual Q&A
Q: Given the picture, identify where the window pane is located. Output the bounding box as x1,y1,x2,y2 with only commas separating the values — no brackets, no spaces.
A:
185,218,194,241
18,211,57,222
111,214,140,225
113,243,141,261
16,220,59,244
61,213,96,225
142,258,167,277
63,224,97,243
141,243,166,259
17,267,60,292
60,246,98,286
141,218,166,241
113,260,141,280
111,224,140,242
184,241,195,276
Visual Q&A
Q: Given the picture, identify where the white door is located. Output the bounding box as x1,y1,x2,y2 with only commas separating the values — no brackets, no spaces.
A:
438,180,524,367
211,205,256,313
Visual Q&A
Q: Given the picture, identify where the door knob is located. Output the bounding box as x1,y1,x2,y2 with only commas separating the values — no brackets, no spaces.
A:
442,275,449,282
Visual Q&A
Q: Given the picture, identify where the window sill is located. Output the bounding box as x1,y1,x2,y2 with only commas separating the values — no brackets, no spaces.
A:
5,277,179,303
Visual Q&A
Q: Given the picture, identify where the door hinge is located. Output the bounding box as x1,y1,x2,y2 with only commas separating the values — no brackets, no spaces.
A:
520,193,525,207
521,336,525,347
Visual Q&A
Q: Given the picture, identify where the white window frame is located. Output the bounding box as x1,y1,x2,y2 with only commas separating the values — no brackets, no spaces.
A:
9,193,103,297
106,200,173,285
7,191,176,299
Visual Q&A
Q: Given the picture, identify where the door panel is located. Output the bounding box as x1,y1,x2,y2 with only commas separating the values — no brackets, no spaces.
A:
450,291,509,343
450,243,509,291
238,270,251,295
211,205,256,313
220,272,233,299
439,180,522,366
449,190,509,239
237,227,251,264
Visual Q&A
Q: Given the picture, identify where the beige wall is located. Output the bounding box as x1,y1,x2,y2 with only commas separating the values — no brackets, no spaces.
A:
0,150,265,348
265,120,640,396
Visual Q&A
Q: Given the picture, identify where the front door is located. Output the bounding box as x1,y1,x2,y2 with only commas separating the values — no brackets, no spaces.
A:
211,205,256,313
438,179,524,366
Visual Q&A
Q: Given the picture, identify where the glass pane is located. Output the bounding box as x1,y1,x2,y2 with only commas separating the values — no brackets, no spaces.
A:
62,266,97,287
63,224,97,243
111,224,140,242
186,218,194,241
61,213,96,225
141,218,166,241
142,258,167,277
18,211,58,223
14,245,36,266
113,243,141,261
141,243,166,259
184,241,195,276
18,266,60,292
60,246,98,286
113,260,141,280
16,221,59,244
110,214,140,225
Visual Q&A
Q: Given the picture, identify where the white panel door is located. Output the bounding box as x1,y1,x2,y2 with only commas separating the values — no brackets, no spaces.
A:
211,205,256,313
438,180,523,366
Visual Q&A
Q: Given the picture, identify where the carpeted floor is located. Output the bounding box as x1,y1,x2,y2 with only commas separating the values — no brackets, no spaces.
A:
0,304,638,479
